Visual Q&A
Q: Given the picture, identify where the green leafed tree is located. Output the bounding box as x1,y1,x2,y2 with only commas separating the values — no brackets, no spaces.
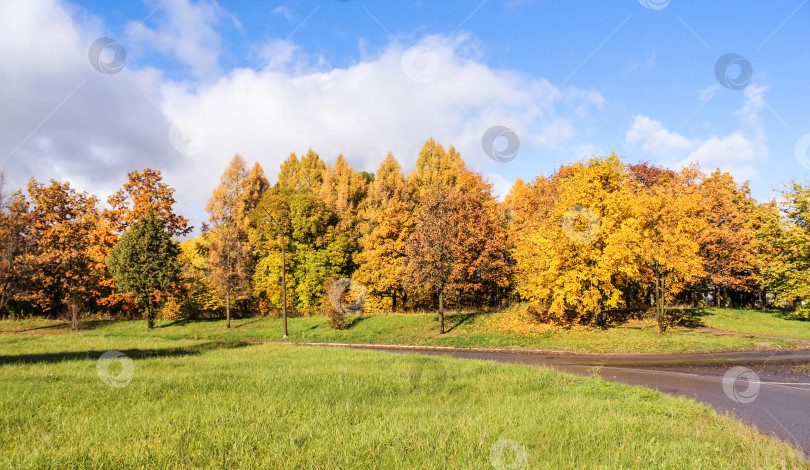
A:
252,185,350,314
107,210,180,329
758,180,810,305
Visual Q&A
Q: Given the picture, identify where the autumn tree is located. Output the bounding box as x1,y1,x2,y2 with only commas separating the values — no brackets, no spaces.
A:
697,170,763,306
503,175,558,249
206,155,268,328
0,175,30,315
407,138,464,199
319,154,368,248
447,170,511,308
16,179,103,329
107,210,180,329
514,154,640,326
758,180,810,305
277,150,326,192
178,236,223,317
632,165,705,331
106,168,191,236
406,183,456,333
355,153,413,311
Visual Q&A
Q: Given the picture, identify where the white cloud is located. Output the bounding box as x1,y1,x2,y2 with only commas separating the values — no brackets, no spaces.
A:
0,0,172,201
625,85,768,182
125,0,223,80
0,0,606,234
625,115,697,162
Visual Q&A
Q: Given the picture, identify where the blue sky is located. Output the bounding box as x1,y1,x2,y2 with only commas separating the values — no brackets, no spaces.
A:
1,0,809,230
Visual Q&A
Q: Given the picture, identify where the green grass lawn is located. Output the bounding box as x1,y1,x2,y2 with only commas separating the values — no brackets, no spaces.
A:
695,308,810,340
2,307,809,354
0,332,806,469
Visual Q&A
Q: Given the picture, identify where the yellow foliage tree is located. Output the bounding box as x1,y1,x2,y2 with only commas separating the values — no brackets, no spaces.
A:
633,165,705,331
355,153,413,312
514,154,640,325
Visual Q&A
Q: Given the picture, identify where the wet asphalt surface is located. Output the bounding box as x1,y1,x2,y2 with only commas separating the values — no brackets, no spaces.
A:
370,346,810,454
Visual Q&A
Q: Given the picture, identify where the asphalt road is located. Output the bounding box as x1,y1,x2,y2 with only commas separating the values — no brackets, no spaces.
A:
373,346,810,454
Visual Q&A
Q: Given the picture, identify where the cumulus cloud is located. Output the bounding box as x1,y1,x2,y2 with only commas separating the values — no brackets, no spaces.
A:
125,0,224,80
0,0,606,233
0,0,173,201
625,84,768,182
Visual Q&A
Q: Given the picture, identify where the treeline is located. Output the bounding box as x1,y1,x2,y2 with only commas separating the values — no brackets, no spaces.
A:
1,139,809,332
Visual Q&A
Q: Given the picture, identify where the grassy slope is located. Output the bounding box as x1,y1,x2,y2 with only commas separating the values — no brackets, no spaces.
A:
0,333,806,469
3,307,810,354
697,308,810,339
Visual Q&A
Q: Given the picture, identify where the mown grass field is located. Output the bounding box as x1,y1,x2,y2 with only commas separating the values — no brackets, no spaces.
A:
0,330,807,469
3,307,809,354
695,308,810,340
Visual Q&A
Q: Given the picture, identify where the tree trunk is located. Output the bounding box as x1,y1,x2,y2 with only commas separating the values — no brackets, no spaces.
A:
226,290,231,329
146,305,154,329
438,290,445,334
72,303,79,331
392,290,397,313
281,234,288,338
656,274,667,333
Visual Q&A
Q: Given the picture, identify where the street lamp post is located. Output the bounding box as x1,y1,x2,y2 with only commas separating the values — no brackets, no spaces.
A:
280,229,288,339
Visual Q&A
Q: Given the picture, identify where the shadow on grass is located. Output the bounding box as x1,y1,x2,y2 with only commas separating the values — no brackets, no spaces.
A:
670,308,714,328
340,314,370,330
232,318,265,329
770,308,810,322
156,318,223,329
0,340,253,366
444,312,482,333
670,308,710,328
6,322,69,333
